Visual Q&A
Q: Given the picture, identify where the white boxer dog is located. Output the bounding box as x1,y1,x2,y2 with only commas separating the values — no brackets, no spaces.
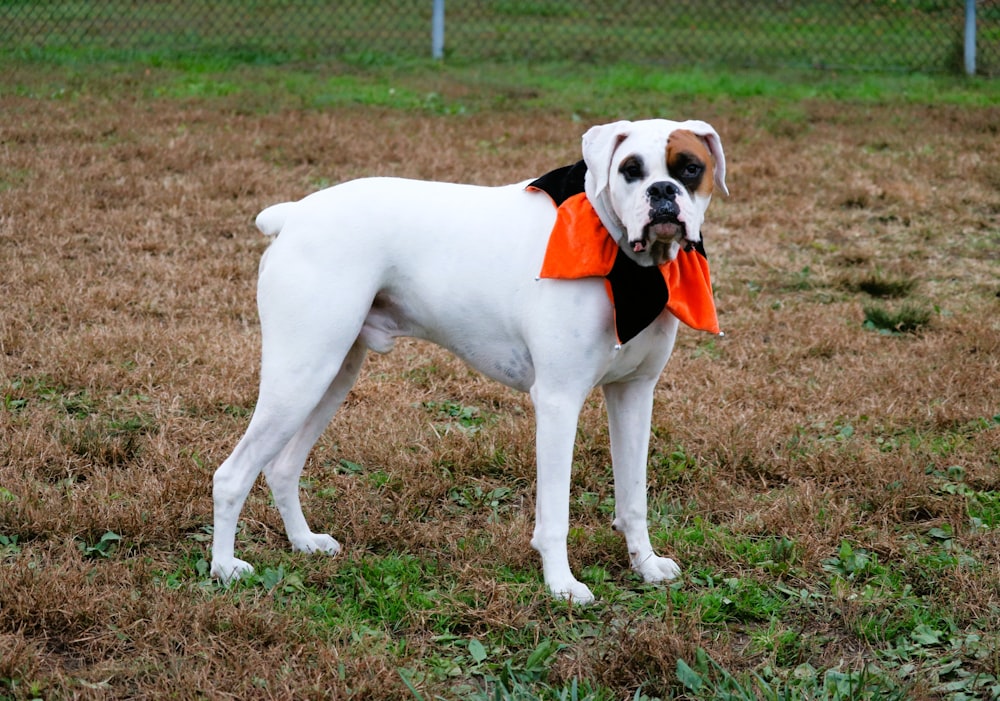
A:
211,118,727,603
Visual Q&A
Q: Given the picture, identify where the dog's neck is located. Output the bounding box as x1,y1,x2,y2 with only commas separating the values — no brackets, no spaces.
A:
584,171,624,244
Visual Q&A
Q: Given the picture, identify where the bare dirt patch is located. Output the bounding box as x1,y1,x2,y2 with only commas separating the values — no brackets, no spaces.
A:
1,88,998,698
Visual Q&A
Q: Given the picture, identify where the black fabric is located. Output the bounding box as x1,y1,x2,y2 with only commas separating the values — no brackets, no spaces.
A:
689,238,709,259
529,160,588,205
605,252,669,344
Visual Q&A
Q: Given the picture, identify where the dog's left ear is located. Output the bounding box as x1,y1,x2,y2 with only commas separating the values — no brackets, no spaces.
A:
582,120,632,197
678,120,729,197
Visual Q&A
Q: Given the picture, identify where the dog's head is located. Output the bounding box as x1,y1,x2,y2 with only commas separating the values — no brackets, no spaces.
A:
583,119,728,266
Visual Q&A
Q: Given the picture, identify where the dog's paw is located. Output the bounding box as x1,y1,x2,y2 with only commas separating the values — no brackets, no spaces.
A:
635,554,681,583
548,578,596,605
211,557,254,584
290,533,341,556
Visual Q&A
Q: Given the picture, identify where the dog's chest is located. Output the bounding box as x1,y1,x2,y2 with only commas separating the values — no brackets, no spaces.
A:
600,314,678,384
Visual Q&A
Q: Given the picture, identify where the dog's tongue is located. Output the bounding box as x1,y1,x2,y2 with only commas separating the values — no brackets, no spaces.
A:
632,240,646,253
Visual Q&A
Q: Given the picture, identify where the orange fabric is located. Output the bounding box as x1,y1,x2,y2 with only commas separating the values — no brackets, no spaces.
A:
664,245,720,335
535,190,720,335
538,192,618,279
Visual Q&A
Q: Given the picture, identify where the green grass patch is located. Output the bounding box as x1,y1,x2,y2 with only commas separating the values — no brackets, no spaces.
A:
240,554,456,636
862,302,933,334
687,574,789,624
3,376,96,417
5,54,1000,116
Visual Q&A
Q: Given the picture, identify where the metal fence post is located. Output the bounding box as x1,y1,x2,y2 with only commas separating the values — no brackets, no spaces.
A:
432,0,445,59
965,0,976,75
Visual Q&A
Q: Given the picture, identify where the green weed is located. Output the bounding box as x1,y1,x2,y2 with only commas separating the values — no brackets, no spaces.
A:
822,541,876,581
931,464,1000,530
423,400,494,434
3,376,95,417
77,531,122,559
678,648,909,700
862,303,932,334
449,485,515,522
0,534,21,560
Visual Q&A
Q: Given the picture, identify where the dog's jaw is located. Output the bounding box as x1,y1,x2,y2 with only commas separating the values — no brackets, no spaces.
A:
638,213,687,247
627,234,681,267
625,202,705,265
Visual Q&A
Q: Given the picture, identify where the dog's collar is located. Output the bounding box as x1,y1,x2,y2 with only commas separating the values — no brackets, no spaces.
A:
528,163,720,344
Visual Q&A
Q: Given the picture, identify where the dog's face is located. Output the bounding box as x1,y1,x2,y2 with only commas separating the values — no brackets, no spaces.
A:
583,119,728,266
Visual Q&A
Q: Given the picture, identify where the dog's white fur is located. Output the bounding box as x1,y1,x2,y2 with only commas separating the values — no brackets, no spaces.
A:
211,119,727,603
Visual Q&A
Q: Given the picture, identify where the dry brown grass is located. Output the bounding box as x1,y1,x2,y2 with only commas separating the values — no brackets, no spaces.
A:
1,71,999,699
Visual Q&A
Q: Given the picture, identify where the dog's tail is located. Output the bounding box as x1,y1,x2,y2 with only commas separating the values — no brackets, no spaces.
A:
255,202,296,238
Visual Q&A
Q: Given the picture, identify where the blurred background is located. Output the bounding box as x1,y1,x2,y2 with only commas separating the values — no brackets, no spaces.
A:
3,0,998,75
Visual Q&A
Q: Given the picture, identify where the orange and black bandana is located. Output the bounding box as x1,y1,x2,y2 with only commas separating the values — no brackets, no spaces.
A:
528,161,720,344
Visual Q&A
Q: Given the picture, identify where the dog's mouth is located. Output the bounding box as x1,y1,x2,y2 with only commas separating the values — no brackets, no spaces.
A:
631,215,687,255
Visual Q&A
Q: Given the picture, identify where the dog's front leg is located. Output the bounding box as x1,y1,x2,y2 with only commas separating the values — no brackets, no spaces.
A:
603,380,681,584
530,384,595,604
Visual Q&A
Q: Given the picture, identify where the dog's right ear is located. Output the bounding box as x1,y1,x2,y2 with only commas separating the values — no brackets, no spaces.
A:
582,121,632,198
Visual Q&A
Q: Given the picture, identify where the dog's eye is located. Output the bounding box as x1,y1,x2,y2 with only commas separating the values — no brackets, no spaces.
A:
619,158,645,183
681,163,703,181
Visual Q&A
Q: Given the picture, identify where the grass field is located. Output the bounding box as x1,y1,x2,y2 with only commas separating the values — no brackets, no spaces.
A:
1,54,999,700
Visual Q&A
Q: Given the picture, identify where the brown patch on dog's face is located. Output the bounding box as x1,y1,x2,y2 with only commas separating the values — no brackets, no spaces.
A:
666,129,714,197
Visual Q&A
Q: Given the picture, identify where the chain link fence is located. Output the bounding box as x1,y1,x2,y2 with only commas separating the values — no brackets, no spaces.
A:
2,1,998,75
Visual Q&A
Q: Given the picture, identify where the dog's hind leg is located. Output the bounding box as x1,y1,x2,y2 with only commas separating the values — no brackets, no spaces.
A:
261,339,366,556
210,333,366,583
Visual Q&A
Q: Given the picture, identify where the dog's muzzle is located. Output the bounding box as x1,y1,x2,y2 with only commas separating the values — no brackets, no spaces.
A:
632,181,687,254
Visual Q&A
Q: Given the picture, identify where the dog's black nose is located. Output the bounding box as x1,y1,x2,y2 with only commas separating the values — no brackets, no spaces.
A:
647,181,680,204
648,181,681,220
